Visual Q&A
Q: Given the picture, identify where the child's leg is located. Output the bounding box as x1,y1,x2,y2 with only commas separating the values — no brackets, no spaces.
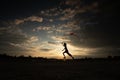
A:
63,52,66,59
67,53,74,59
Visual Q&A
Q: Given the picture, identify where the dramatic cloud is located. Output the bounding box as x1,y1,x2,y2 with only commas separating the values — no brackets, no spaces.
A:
59,0,98,21
33,26,52,31
0,26,28,44
0,26,41,56
59,8,76,21
14,16,43,25
0,0,119,58
48,41,59,45
64,0,81,6
0,27,25,54
40,48,53,52
27,36,39,43
51,36,71,43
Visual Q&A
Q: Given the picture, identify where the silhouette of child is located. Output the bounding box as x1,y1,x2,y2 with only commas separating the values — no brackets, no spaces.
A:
62,42,74,60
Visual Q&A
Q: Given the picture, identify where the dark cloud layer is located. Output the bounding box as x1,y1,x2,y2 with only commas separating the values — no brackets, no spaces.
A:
0,0,61,19
65,0,120,57
71,0,120,47
0,26,31,56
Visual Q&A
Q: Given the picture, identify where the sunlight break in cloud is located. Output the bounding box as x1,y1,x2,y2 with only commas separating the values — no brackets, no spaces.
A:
33,26,52,32
51,36,71,43
27,36,39,43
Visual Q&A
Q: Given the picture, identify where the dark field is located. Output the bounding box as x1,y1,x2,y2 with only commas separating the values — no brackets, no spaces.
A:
0,59,120,80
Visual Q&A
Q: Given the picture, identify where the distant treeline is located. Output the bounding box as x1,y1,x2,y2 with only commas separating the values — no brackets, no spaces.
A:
0,53,47,59
0,53,120,62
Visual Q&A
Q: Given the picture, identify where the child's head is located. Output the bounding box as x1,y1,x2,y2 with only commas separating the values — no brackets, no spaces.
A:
63,42,66,46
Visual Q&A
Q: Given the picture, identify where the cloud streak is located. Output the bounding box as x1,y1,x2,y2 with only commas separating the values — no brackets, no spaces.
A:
14,16,43,25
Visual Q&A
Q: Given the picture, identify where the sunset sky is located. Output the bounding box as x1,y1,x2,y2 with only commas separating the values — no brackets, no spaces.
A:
0,0,119,59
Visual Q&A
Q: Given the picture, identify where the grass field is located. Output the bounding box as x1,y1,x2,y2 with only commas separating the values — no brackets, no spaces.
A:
0,59,120,80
